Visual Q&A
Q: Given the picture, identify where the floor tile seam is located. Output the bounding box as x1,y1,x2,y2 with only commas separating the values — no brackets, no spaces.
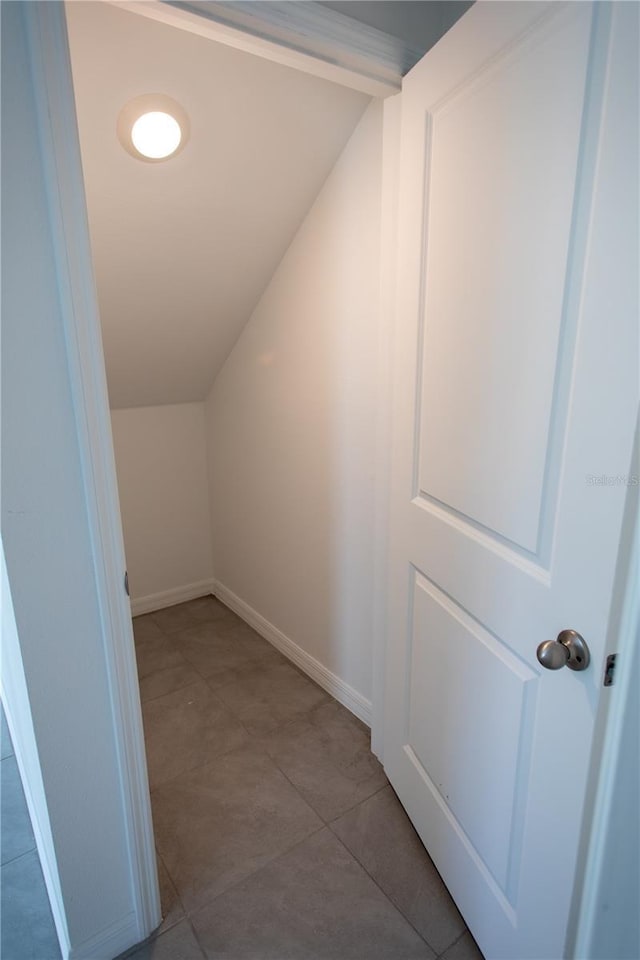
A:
147,620,186,638
435,928,471,959
329,805,460,955
146,712,317,795
0,844,39,870
168,619,263,642
182,823,328,924
185,915,208,959
155,846,190,928
198,676,293,728
169,648,229,687
200,674,240,708
224,723,333,829
143,670,242,711
175,645,285,689
197,656,284,700
242,716,310,749
154,907,187,939
326,828,440,958
140,681,209,714
1,751,15,761
233,716,285,753
198,666,316,720
216,695,381,821
147,729,257,795
255,742,334,827
154,625,201,639
139,667,207,706
259,743,389,826
323,781,390,827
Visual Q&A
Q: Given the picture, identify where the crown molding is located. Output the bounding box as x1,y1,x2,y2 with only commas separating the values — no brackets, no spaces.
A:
109,0,417,96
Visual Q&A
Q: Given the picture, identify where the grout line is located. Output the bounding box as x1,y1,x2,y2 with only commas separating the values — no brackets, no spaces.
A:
146,698,324,799
328,828,441,957
138,600,466,957
138,666,205,707
186,915,208,959
182,823,328,924
154,847,188,934
220,692,379,830
260,744,331,826
148,735,248,797
325,780,390,825
146,669,350,920
146,692,259,795
142,671,216,704
435,927,472,959
328,801,469,960
0,844,39,870
139,633,262,701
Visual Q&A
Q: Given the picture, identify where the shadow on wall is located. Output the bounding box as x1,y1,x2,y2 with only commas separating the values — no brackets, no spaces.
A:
204,101,384,715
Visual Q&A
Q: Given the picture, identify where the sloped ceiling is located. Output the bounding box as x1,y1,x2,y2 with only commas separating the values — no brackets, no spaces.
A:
66,2,370,409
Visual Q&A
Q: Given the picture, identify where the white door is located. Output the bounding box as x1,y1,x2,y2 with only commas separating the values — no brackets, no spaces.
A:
383,3,638,959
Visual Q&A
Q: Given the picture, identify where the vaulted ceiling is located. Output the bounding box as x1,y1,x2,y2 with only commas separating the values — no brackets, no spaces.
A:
67,1,467,410
67,2,370,408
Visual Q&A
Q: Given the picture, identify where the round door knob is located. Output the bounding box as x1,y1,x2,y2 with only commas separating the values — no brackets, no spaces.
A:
536,630,590,672
536,639,570,670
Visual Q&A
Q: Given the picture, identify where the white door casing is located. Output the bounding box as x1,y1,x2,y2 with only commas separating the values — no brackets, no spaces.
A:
383,3,638,959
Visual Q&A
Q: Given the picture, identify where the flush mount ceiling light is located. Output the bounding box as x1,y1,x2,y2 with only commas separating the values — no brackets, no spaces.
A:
132,112,181,159
117,94,190,162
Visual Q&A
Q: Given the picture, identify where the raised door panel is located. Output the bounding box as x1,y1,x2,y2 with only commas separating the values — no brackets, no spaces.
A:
407,572,537,900
416,8,591,555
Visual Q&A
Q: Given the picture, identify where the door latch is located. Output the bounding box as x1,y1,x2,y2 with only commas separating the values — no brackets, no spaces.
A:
124,571,129,597
603,653,616,687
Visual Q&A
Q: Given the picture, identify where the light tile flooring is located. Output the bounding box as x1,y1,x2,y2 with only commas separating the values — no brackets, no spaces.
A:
122,596,485,960
0,705,61,960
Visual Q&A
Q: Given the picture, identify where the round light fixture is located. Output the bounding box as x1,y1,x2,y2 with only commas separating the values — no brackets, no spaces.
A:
131,111,181,159
117,94,190,163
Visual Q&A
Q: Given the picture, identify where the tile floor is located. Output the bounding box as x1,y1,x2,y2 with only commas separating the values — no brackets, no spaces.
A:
121,596,485,960
0,704,61,960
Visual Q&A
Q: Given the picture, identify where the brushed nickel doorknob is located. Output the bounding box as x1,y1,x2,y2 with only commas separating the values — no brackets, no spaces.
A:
536,630,590,672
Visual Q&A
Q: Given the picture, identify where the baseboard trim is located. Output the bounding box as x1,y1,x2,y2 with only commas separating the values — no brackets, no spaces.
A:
212,580,372,727
68,911,140,960
130,579,215,616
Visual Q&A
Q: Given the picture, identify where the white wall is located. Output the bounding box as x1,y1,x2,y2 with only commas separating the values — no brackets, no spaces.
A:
206,100,383,709
1,4,147,955
111,403,213,609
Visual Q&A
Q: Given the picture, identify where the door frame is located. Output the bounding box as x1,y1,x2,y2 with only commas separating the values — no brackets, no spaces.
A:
570,433,639,957
22,2,161,942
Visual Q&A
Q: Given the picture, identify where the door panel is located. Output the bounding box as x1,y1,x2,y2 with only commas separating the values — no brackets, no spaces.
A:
417,5,590,554
384,3,638,958
408,572,537,895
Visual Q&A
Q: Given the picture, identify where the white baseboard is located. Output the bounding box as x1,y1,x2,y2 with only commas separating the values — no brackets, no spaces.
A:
130,579,215,616
68,911,140,960
212,580,372,727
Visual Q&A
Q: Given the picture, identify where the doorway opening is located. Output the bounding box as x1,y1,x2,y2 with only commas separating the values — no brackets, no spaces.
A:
61,2,476,957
